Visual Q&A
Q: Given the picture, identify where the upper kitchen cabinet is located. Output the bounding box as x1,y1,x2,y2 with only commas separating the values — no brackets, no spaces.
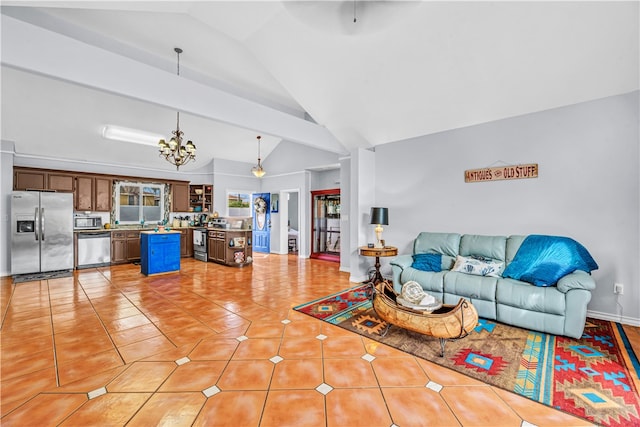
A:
172,182,189,212
75,176,93,211
48,173,75,192
13,168,111,211
14,169,47,190
189,184,213,213
75,176,112,212
94,177,112,212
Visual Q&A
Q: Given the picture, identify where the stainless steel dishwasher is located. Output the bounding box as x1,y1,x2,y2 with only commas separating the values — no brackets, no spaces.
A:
76,231,111,269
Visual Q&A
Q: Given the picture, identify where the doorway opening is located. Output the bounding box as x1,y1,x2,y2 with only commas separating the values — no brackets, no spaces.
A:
310,188,340,262
286,191,300,254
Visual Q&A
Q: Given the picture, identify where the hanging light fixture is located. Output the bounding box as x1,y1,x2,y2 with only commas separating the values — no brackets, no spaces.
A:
158,47,196,170
251,135,266,178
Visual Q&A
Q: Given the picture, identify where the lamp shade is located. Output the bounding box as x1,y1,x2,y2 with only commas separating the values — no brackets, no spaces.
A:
370,207,389,225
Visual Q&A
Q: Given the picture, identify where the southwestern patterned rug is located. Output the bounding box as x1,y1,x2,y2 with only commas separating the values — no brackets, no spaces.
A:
295,284,640,427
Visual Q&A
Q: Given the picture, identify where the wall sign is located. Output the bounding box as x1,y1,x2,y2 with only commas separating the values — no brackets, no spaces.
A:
464,163,538,183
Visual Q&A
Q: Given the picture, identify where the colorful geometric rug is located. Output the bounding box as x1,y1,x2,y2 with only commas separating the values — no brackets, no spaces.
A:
295,284,640,427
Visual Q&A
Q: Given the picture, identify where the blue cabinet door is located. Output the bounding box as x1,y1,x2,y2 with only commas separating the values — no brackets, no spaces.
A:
141,232,180,275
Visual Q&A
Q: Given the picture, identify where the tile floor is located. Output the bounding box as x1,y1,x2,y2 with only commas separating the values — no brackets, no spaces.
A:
2,254,628,426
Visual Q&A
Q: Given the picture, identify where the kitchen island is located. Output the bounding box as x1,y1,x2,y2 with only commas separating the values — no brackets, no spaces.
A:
208,229,253,267
140,230,181,276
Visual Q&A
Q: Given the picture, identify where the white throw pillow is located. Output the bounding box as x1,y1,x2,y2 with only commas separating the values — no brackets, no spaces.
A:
452,255,503,277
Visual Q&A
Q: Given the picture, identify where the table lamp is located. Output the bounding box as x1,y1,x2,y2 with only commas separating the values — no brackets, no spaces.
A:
370,207,389,248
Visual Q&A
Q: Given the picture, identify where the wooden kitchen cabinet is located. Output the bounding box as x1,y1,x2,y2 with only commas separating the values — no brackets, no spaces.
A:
172,183,190,212
75,176,94,211
179,228,193,257
208,230,225,263
208,229,251,267
48,173,75,192
126,231,141,262
110,230,141,264
189,184,213,213
111,232,127,264
75,176,112,212
207,232,216,261
14,170,46,190
94,177,112,211
12,167,180,214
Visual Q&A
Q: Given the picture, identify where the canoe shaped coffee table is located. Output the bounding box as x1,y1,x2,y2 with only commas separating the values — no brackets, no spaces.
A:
370,281,478,357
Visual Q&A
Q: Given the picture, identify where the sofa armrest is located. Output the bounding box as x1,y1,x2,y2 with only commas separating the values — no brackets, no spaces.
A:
390,255,413,293
390,255,413,270
557,270,596,293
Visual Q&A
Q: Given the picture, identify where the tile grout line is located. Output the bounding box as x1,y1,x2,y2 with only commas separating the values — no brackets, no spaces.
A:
46,278,61,388
72,275,129,369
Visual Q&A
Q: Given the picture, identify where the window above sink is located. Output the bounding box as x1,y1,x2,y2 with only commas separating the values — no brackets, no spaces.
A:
115,181,166,225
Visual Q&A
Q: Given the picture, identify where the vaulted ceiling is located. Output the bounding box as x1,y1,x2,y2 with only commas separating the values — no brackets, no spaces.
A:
2,1,638,172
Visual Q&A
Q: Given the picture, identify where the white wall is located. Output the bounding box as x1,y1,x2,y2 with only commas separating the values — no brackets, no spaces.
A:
339,156,351,273
1,141,15,276
310,169,340,191
374,91,639,324
211,158,260,218
288,192,299,231
262,140,340,175
349,148,376,282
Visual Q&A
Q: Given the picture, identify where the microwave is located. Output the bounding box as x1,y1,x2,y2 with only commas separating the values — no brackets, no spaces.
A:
74,215,102,230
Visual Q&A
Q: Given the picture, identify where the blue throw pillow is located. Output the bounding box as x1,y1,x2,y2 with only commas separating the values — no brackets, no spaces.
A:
502,235,598,287
411,253,442,272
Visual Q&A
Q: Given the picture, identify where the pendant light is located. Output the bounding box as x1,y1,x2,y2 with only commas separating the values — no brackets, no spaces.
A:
158,47,196,170
251,135,266,178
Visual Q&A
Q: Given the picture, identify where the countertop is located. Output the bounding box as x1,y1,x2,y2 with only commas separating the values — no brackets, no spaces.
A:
74,226,251,234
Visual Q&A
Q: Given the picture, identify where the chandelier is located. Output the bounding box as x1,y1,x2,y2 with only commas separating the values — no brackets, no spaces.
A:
158,47,196,170
251,135,266,178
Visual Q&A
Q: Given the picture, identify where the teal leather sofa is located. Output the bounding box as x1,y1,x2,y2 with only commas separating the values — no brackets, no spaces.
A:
390,232,597,339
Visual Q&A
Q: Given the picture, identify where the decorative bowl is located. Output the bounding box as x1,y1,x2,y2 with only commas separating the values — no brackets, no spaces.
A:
194,189,203,195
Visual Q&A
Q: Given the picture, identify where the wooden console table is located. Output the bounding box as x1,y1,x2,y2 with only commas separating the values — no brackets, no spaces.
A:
359,246,398,284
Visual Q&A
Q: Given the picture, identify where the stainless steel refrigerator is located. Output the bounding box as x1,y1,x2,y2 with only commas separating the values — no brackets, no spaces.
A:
11,191,74,275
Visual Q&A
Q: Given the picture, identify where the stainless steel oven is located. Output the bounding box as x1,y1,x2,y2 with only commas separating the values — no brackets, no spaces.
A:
193,228,208,262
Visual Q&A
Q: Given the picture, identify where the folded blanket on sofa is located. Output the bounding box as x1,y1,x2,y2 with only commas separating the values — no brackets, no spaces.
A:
502,235,598,287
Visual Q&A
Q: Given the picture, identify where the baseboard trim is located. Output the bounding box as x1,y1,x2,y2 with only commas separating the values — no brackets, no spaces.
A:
350,274,368,283
587,309,640,327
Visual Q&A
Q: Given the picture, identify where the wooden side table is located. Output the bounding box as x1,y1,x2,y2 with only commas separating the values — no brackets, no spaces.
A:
359,246,398,284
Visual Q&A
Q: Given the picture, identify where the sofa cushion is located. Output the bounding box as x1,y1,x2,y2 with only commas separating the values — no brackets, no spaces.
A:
459,234,507,261
443,271,498,302
400,268,446,294
451,255,503,277
411,253,442,272
496,304,565,336
496,278,565,315
414,232,460,258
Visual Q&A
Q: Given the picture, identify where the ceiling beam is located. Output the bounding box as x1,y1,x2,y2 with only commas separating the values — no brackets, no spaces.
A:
1,14,347,155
